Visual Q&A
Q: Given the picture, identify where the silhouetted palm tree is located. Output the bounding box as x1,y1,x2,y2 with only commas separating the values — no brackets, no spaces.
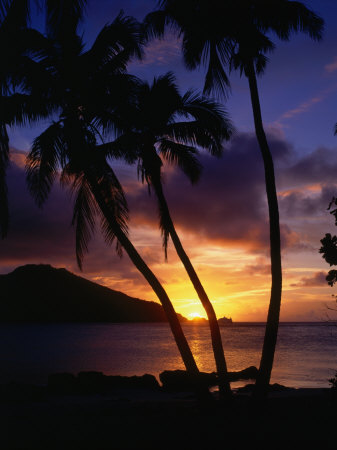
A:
100,72,234,400
27,123,204,387
24,13,209,399
0,0,32,238
0,0,87,237
146,0,323,398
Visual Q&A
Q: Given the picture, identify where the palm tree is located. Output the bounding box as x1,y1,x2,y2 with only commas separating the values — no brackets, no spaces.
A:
99,72,234,400
145,0,324,398
0,0,35,238
24,13,210,401
0,0,88,238
26,122,206,395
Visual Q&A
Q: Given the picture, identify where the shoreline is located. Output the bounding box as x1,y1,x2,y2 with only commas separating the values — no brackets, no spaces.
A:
2,383,335,447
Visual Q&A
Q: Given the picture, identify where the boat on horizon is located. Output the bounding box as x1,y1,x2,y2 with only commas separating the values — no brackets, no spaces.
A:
218,316,233,326
187,315,233,326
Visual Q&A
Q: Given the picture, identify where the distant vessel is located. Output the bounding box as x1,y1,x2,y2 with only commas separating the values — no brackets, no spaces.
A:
218,316,233,326
187,316,233,326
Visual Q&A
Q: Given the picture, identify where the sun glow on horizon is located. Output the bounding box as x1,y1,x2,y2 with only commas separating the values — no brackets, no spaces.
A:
187,312,207,320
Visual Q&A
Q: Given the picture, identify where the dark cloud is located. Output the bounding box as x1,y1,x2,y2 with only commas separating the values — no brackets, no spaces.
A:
1,129,334,282
291,271,328,287
279,147,337,189
242,257,271,276
1,152,130,276
126,131,300,252
279,183,337,218
0,155,74,269
0,151,166,298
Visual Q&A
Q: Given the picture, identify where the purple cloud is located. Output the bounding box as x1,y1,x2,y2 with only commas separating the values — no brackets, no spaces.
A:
291,271,328,287
126,130,299,252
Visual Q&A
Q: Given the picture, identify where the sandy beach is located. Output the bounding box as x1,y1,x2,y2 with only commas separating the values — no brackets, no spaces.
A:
1,382,335,449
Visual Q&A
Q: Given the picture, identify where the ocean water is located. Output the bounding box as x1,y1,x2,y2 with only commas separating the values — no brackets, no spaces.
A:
0,322,336,388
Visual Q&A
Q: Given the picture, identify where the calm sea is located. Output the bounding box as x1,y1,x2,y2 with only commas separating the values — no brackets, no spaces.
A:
0,322,336,388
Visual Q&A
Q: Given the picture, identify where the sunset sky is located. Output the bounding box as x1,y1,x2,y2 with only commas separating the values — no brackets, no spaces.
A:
2,0,337,321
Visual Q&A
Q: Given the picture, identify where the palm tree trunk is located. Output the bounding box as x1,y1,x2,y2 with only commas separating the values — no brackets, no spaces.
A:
246,59,282,400
152,177,232,401
88,177,212,402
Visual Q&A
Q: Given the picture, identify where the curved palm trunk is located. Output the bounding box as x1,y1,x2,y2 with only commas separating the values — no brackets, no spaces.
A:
246,60,282,400
151,176,232,401
88,177,212,402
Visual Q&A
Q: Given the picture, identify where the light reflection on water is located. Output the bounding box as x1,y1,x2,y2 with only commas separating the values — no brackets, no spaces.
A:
0,322,336,388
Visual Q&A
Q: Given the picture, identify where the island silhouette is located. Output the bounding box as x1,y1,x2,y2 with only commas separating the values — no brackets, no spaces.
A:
0,264,187,323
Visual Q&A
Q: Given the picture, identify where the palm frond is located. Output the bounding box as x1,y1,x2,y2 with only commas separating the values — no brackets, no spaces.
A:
151,71,180,100
62,158,129,267
254,53,269,75
259,0,324,42
97,134,140,164
179,91,234,154
89,75,141,134
159,210,170,260
158,139,202,184
163,121,220,157
0,175,8,238
203,43,231,99
1,0,29,30
146,72,182,125
230,29,274,76
96,162,129,244
15,28,52,61
0,122,9,237
144,9,181,41
84,12,143,71
1,93,55,126
45,0,87,39
146,174,173,260
26,122,65,207
68,172,98,270
143,10,168,41
0,0,10,22
182,31,208,71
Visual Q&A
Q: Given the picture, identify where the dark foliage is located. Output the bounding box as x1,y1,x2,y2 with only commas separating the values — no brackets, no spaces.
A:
0,1,90,238
319,198,337,286
329,372,337,390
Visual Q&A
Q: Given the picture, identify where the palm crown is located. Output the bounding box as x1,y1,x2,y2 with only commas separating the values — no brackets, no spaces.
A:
146,0,323,96
102,72,233,254
0,0,91,238
25,11,144,268
0,0,42,238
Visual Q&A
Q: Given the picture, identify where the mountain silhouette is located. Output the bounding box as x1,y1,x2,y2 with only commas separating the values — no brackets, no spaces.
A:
0,264,187,323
